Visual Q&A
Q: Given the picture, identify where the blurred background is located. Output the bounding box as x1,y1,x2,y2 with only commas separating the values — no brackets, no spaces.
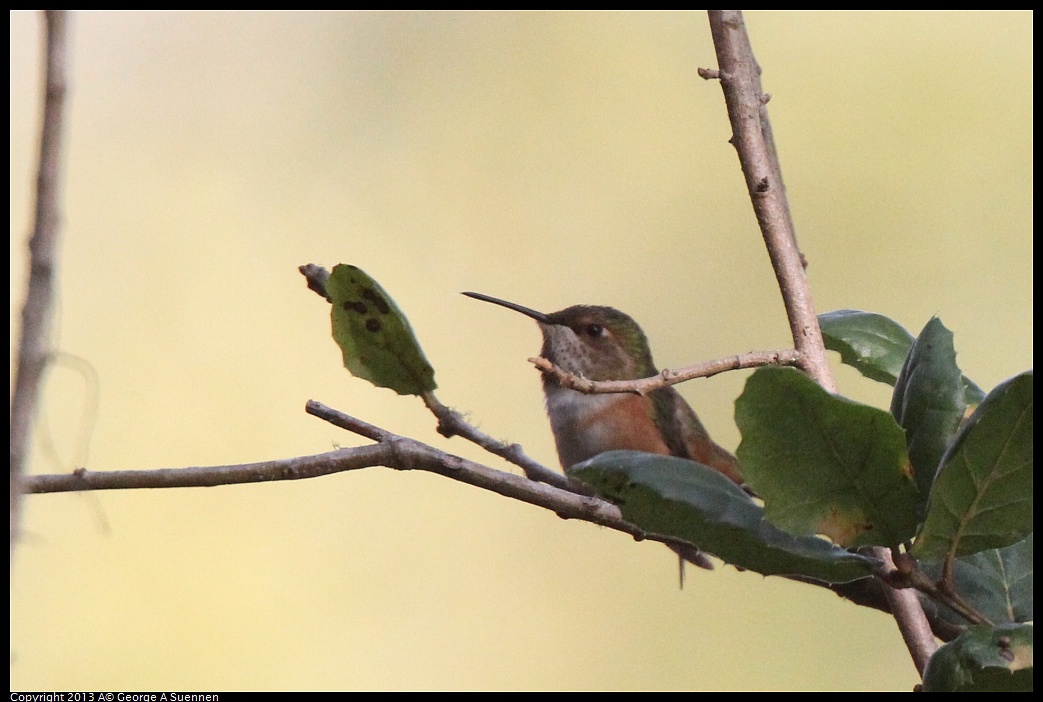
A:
9,10,1031,691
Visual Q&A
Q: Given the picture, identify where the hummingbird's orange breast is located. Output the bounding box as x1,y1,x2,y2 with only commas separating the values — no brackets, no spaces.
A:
545,388,670,469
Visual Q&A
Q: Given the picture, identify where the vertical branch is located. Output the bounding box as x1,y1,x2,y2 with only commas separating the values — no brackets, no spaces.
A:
704,10,835,393
704,11,937,675
10,10,70,554
873,547,941,675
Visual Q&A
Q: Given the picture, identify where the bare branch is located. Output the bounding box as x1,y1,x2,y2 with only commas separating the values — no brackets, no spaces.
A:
11,10,70,554
23,401,712,562
26,445,390,493
871,547,940,674
704,11,835,393
705,11,937,673
529,349,801,395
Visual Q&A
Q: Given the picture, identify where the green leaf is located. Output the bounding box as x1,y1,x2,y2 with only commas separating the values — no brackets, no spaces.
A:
819,309,915,385
921,623,1033,692
327,264,437,396
735,366,919,548
568,451,879,584
818,310,986,406
921,534,1034,631
890,318,967,504
913,371,1033,561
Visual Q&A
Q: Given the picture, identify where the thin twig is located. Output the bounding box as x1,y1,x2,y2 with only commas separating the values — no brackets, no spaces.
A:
887,559,990,628
11,10,69,554
529,349,801,395
420,392,590,494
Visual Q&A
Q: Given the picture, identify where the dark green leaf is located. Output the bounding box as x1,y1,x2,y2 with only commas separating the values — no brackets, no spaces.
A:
735,366,919,548
327,264,437,396
921,534,1034,631
568,451,879,584
819,310,914,385
819,310,985,406
921,623,1033,692
890,317,967,505
913,371,1033,561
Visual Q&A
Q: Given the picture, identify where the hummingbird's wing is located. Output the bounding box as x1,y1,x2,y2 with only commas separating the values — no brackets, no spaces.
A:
652,386,745,485
651,387,746,582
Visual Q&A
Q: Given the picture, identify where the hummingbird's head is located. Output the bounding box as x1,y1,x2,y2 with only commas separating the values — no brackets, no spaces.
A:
540,305,656,381
463,292,656,381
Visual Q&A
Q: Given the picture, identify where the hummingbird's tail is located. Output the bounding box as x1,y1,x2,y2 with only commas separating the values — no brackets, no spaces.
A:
670,543,714,589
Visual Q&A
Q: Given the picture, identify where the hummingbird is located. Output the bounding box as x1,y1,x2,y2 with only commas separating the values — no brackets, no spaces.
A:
463,292,745,572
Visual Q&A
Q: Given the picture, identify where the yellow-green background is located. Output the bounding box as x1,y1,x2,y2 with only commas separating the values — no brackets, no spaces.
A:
9,10,1032,691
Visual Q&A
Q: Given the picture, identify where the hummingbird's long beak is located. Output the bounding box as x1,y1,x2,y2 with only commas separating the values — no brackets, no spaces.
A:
462,291,552,324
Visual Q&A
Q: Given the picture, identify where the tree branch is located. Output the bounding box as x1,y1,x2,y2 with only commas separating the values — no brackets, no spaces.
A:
22,397,965,641
27,444,390,493
24,401,713,562
703,10,937,673
419,391,591,494
11,10,70,555
871,547,940,675
703,10,834,393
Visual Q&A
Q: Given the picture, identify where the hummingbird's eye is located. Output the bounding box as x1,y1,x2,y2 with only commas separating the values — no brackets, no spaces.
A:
584,323,604,337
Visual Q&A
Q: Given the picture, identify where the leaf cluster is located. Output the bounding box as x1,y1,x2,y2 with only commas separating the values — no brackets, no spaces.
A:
573,311,1032,690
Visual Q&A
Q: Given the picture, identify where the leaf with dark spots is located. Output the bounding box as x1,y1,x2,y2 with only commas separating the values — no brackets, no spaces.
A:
362,287,392,314
327,264,437,396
